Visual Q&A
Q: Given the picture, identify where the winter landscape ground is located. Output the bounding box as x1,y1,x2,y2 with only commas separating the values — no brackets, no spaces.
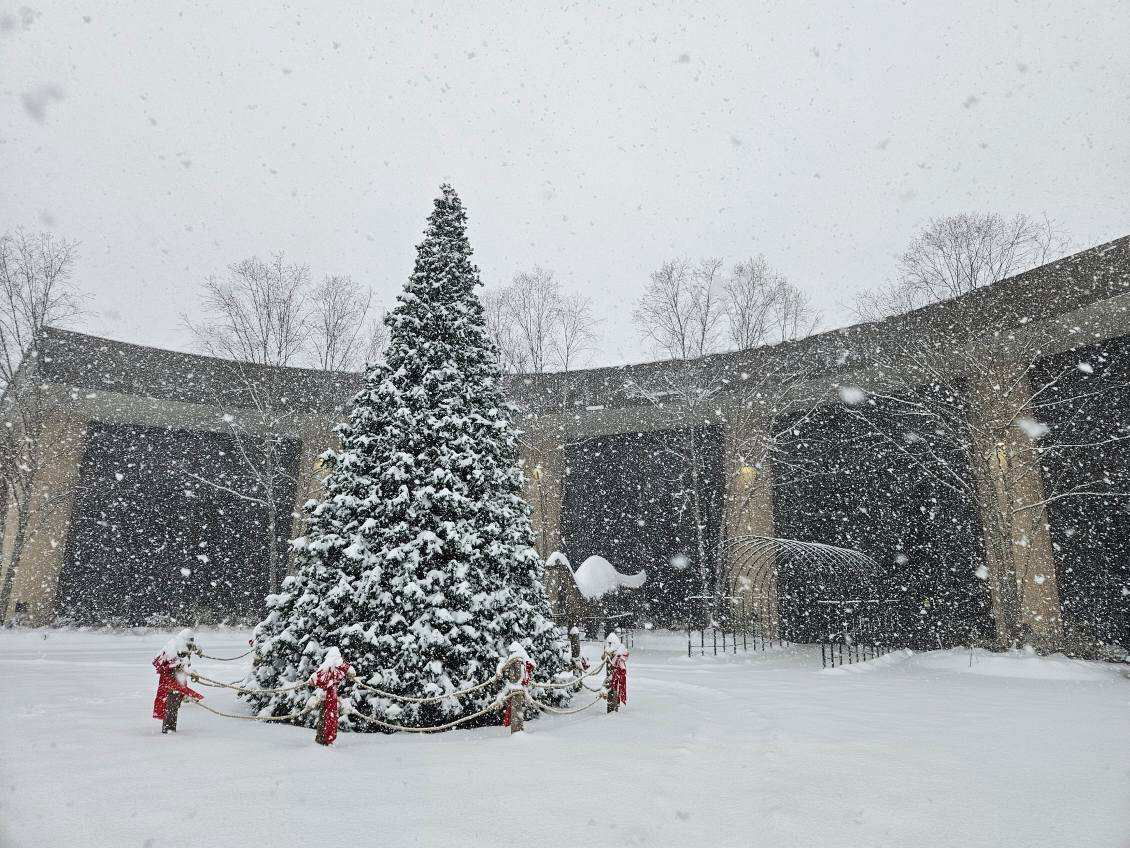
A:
1,628,1127,848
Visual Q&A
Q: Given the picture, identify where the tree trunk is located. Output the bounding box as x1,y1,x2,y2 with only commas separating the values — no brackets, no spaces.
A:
266,491,279,594
537,474,549,556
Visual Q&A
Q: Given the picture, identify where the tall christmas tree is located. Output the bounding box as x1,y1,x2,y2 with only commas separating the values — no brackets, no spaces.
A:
243,185,571,729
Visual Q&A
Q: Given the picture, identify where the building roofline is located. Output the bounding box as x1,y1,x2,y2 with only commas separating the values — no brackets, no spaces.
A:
27,233,1130,414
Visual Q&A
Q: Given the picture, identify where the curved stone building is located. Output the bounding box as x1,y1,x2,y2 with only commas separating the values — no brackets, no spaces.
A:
1,235,1127,651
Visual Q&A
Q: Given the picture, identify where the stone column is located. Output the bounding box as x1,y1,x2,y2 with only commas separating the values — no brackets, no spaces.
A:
968,367,1063,648
517,415,571,625
721,417,778,637
0,412,89,625
519,419,567,560
288,416,337,577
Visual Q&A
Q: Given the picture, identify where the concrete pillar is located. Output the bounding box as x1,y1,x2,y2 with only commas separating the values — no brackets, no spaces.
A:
0,412,89,625
516,416,571,624
519,421,566,560
721,417,778,636
968,367,1063,648
288,417,337,576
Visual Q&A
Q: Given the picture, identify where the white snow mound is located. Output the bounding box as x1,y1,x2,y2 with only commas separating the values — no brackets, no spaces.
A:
914,647,1119,681
548,552,646,600
572,555,647,600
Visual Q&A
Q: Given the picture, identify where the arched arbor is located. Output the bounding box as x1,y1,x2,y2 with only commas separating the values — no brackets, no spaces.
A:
718,535,895,642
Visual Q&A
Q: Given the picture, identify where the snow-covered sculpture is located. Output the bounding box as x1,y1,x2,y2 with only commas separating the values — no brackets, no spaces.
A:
546,552,646,601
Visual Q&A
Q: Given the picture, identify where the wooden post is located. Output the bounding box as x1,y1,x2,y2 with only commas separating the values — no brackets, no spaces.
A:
315,701,328,745
504,658,525,733
162,692,183,734
604,659,620,713
568,627,583,692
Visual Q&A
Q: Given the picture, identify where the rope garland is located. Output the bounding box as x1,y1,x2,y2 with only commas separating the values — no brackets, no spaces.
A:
531,693,606,715
345,658,603,701
187,698,317,723
191,672,309,695
196,649,253,662
187,657,607,713
530,659,608,689
178,662,617,732
347,672,502,703
192,677,244,690
344,700,505,733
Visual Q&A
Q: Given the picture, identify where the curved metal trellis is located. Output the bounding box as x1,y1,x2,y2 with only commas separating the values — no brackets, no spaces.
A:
717,535,886,642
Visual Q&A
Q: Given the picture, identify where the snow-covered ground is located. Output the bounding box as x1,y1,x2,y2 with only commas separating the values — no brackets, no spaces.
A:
1,628,1127,848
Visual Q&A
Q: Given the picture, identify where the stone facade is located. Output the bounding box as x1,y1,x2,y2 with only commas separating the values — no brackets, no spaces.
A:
1,235,1128,645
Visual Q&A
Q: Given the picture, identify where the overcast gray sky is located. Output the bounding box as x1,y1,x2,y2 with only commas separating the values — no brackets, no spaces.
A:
3,1,1128,367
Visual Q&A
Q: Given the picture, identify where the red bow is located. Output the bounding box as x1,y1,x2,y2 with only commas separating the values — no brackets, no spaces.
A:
151,657,203,720
312,662,351,745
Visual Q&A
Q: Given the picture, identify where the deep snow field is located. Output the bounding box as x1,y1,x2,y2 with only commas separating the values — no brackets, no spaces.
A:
1,628,1127,848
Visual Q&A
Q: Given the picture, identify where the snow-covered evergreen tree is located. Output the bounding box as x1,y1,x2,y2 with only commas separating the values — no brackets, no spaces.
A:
243,185,571,729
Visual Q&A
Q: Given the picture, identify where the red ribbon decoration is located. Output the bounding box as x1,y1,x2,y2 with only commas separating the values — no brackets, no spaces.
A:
609,652,628,705
151,657,204,719
312,661,351,745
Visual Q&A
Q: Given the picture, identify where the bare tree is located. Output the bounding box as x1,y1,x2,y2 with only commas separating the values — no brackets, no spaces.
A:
722,257,778,350
622,355,823,624
484,269,601,378
481,287,529,375
184,254,388,593
185,254,313,595
630,258,733,619
840,214,1122,650
362,317,389,368
722,256,821,349
769,282,821,343
486,270,600,559
0,229,85,621
309,274,386,372
635,258,726,361
854,213,1067,321
551,292,598,373
630,254,830,623
192,254,311,366
506,267,559,376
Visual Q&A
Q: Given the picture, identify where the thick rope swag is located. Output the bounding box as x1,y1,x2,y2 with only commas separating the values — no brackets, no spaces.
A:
344,700,506,733
347,671,503,703
188,699,317,723
531,693,607,715
183,654,613,732
196,649,253,662
190,672,308,695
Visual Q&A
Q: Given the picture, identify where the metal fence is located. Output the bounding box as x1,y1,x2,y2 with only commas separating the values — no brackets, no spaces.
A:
815,598,901,668
685,620,786,657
